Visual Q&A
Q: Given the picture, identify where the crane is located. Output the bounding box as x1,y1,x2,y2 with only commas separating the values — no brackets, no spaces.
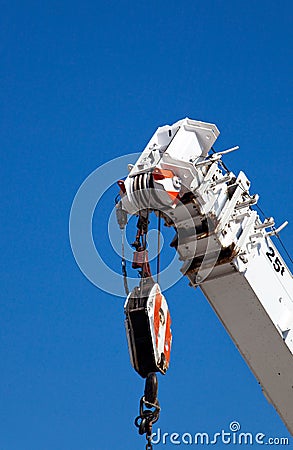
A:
115,118,293,443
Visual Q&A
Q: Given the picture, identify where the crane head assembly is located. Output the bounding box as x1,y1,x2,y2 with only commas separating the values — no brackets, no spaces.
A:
115,118,293,444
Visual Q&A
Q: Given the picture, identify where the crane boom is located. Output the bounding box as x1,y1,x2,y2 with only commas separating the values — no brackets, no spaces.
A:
119,118,293,435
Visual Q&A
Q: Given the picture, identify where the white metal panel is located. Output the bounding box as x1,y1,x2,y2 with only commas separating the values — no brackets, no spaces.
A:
165,125,203,161
201,268,293,435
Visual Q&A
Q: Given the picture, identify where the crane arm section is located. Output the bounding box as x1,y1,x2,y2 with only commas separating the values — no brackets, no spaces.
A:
120,118,293,434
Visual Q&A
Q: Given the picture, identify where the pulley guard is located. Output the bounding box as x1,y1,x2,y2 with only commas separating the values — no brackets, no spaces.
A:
124,283,172,378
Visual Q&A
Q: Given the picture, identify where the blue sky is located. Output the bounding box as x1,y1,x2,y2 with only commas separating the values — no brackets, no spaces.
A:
1,1,292,449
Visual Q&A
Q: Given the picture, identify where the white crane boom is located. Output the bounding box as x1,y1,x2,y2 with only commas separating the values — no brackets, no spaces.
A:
120,118,293,435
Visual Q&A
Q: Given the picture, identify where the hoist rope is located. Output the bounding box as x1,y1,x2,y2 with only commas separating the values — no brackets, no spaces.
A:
121,229,130,296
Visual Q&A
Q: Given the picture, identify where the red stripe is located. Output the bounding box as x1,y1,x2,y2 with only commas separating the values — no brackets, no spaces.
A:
164,310,172,365
167,190,180,201
154,290,162,347
153,168,174,180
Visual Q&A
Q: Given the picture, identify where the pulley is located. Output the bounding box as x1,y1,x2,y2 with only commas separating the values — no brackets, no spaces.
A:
124,282,172,378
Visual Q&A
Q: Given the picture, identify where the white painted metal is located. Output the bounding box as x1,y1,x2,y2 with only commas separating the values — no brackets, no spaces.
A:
147,283,172,367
